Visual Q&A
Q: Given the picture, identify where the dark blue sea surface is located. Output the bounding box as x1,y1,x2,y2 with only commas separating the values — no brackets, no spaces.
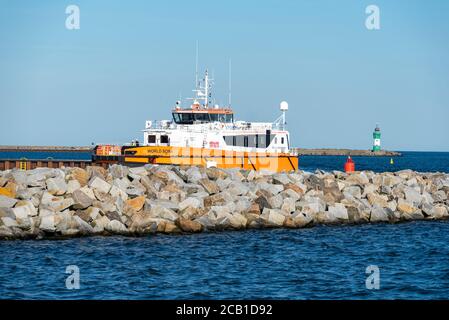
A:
1,151,448,173
1,151,449,300
299,151,449,173
1,221,449,299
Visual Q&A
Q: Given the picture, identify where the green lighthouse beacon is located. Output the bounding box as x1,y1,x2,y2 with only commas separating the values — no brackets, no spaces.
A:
372,124,381,152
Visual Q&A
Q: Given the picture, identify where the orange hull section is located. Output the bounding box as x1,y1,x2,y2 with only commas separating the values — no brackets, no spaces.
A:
124,146,298,172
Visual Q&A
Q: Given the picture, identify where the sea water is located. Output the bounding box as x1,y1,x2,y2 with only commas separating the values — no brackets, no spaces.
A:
1,151,449,299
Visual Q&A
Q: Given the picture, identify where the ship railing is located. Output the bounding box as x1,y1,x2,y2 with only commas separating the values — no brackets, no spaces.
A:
144,120,285,132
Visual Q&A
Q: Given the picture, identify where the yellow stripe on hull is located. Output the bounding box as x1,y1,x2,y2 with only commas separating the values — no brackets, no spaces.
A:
124,146,298,172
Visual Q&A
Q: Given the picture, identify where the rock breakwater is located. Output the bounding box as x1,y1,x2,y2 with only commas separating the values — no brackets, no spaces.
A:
1,165,448,239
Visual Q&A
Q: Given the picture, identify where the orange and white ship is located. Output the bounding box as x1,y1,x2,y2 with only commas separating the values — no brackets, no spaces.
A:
122,70,298,172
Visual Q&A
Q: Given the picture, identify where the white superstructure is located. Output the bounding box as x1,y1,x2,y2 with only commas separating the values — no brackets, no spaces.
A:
142,70,294,155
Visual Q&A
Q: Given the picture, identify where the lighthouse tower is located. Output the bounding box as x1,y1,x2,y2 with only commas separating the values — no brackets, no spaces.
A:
372,124,381,152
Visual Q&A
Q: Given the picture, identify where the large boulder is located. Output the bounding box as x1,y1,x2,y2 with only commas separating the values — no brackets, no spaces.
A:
397,198,419,215
67,180,81,194
13,200,37,217
0,226,14,238
72,189,93,209
92,215,111,233
184,167,203,183
75,207,101,224
367,192,389,208
298,196,326,214
40,192,74,212
226,213,247,229
216,178,232,192
153,167,186,186
326,203,349,223
109,185,128,202
150,205,179,222
291,211,313,227
304,175,324,191
432,190,447,202
54,211,73,233
370,205,392,222
1,217,19,228
179,197,203,211
87,166,107,180
346,206,363,223
272,174,292,185
39,214,56,233
282,185,303,200
46,177,67,196
426,204,448,219
0,195,18,208
260,208,286,227
71,215,95,235
323,180,344,203
403,186,422,206
162,221,181,234
125,196,146,212
176,217,203,232
25,170,48,187
204,193,227,208
268,194,284,209
346,172,370,185
11,170,27,185
397,199,423,220
227,181,250,196
194,215,216,230
0,182,17,198
343,186,362,199
208,206,232,221
257,182,284,196
281,197,296,214
147,199,179,211
109,164,129,179
70,168,89,186
128,166,148,177
206,167,228,181
254,193,271,211
198,178,220,195
88,177,111,194
105,220,128,234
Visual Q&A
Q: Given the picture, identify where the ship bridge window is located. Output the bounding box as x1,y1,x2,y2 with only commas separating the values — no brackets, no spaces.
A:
211,114,233,123
160,135,169,144
147,135,156,144
173,112,233,124
194,113,210,122
172,113,195,124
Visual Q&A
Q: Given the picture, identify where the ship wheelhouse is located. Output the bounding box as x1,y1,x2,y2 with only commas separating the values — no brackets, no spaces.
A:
172,108,234,125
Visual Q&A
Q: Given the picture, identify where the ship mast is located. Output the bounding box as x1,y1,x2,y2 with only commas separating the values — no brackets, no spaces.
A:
204,70,209,108
191,69,213,108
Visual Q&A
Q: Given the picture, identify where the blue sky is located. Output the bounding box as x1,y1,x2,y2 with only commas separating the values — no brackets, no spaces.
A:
0,0,448,151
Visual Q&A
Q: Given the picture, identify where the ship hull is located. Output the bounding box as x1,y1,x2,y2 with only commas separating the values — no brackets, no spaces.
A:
122,146,298,172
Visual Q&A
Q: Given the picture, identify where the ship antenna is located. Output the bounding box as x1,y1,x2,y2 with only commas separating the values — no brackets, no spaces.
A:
204,69,209,108
195,41,199,88
228,59,232,107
